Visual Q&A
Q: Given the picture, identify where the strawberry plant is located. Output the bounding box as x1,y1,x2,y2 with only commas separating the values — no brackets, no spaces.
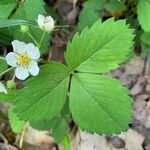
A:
0,0,149,149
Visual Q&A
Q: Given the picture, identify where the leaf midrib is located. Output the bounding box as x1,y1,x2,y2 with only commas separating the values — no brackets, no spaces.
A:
72,27,128,71
16,76,69,120
74,75,124,130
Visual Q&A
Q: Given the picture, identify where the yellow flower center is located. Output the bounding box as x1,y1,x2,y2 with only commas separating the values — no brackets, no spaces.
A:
16,53,31,67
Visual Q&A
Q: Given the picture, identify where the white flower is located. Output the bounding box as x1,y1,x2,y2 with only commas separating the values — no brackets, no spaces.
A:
37,14,55,32
6,40,40,80
0,82,7,94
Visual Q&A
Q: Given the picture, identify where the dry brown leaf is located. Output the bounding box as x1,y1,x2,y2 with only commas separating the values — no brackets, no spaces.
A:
125,55,144,75
119,129,144,150
23,126,55,147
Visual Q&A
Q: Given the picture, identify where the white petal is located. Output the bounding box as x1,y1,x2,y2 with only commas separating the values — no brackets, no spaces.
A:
46,16,55,26
44,16,55,32
44,23,54,32
0,83,7,94
25,43,40,60
37,14,45,29
28,61,40,76
6,52,18,67
12,40,26,53
15,67,29,80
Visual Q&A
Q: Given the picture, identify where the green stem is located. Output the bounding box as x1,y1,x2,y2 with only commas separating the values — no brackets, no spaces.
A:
55,25,70,28
39,31,46,48
0,67,14,77
19,124,27,149
12,73,16,81
27,32,40,47
0,56,6,60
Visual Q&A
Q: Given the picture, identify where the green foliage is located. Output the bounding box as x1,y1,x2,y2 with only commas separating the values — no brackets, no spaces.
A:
9,105,25,133
0,89,16,102
60,135,71,150
13,62,70,122
13,18,134,136
137,0,150,32
0,19,35,28
11,0,49,54
104,0,126,14
0,0,51,53
70,73,132,135
30,117,69,142
65,18,134,73
141,32,150,45
52,118,69,142
78,0,105,32
140,32,150,58
0,0,17,19
0,59,8,74
141,44,150,58
30,98,70,141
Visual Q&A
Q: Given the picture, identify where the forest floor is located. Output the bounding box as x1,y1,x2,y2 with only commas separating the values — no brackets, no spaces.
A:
0,0,150,150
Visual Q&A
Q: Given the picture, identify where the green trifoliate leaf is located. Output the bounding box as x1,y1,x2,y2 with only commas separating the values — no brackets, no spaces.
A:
9,105,25,133
70,73,133,135
13,62,70,122
137,0,150,32
65,18,134,73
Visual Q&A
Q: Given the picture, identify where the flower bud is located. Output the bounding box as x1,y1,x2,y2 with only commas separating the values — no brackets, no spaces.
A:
20,25,29,33
7,80,16,89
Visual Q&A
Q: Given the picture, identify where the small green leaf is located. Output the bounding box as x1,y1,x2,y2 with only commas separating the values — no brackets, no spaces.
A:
13,62,70,122
9,105,25,133
137,0,150,32
70,73,133,135
53,118,69,142
65,18,134,73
